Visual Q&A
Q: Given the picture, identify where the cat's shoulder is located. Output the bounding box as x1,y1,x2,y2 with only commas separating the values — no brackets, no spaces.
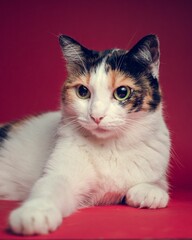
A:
0,111,61,145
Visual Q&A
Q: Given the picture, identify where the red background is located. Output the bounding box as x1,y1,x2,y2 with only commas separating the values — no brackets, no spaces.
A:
0,0,192,190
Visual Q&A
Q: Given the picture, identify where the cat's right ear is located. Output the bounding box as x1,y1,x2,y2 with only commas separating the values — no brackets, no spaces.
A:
126,35,160,79
59,35,91,75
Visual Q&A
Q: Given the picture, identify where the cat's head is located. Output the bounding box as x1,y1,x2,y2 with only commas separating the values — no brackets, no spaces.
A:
59,35,161,139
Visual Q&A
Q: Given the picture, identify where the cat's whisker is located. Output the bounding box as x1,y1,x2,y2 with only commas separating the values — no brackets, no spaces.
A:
62,121,76,128
125,118,153,131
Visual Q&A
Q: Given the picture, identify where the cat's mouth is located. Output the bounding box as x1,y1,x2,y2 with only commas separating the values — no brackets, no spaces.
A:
78,119,118,138
90,126,116,138
95,127,109,133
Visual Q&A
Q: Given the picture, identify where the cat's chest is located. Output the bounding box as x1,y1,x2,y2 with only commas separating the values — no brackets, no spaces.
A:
81,142,130,188
76,139,152,205
84,144,130,204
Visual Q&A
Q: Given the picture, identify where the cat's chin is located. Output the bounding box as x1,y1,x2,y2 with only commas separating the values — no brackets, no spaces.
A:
89,127,117,139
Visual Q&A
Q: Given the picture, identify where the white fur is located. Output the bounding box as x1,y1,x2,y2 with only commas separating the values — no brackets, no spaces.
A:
0,63,170,235
0,112,60,200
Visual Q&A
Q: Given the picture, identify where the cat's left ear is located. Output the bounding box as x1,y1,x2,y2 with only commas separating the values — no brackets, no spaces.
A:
127,35,160,78
59,35,92,75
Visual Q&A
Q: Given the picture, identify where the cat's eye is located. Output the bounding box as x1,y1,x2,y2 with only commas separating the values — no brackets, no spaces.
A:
76,85,91,99
113,86,131,101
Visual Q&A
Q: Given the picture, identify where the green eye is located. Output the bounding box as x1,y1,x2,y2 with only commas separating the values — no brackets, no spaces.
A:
113,86,131,101
76,85,91,99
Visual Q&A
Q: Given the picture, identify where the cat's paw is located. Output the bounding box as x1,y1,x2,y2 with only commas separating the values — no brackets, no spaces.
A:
126,183,169,209
9,199,63,235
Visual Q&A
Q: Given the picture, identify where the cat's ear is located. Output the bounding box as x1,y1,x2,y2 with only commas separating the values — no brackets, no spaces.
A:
59,35,91,75
127,35,160,78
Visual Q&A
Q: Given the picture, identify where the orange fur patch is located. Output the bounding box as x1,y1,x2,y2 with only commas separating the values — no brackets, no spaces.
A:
108,70,141,91
62,74,90,104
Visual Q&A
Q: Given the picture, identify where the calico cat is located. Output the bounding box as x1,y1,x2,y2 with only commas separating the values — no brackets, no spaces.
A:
0,35,170,235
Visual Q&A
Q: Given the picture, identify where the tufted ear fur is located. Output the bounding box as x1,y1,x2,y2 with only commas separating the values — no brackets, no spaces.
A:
125,35,160,79
59,35,93,76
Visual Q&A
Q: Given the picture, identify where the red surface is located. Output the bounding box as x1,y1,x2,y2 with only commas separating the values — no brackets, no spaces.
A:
0,191,192,239
0,0,192,238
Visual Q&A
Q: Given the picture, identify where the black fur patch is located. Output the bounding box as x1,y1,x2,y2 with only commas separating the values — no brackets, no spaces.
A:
0,124,12,144
147,74,161,111
86,50,112,73
149,91,161,111
130,95,144,112
105,50,127,71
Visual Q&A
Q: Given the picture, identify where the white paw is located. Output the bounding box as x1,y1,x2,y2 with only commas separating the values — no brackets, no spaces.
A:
126,183,169,209
9,199,63,235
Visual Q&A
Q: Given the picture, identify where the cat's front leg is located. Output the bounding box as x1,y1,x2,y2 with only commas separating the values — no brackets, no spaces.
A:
9,139,93,235
9,174,75,235
126,183,169,209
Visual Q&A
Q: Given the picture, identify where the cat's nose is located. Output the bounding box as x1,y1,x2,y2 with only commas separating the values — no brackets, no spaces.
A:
90,115,104,124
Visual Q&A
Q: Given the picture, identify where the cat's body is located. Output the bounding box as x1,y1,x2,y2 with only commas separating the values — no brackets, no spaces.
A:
0,110,169,203
0,35,170,235
0,112,60,200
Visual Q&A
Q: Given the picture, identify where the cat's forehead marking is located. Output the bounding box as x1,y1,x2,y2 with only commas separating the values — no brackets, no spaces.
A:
89,61,109,92
89,57,141,92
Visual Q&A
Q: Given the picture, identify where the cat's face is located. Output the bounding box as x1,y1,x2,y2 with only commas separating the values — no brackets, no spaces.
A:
59,35,161,139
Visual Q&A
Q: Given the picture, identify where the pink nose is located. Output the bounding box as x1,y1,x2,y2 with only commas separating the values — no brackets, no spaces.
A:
90,115,104,124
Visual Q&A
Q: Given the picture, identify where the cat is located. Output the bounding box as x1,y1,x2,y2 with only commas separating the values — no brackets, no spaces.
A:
0,34,170,235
